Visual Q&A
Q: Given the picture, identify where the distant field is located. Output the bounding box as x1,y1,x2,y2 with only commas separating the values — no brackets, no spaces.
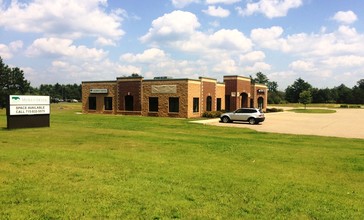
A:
0,103,363,219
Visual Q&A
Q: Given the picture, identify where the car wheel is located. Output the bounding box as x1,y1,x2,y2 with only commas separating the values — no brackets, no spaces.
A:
221,116,230,123
248,118,256,125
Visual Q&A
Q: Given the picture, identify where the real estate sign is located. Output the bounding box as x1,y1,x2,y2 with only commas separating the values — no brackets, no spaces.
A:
7,95,50,129
9,95,50,115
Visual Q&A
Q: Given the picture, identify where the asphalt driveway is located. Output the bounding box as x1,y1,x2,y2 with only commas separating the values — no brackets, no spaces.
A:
193,108,364,139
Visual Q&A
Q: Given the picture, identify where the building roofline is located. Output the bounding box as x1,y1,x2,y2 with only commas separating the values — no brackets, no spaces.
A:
82,80,116,84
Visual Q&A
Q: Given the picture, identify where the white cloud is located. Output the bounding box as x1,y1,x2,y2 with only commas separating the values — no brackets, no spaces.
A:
212,59,238,74
251,25,364,57
206,0,241,4
121,48,168,63
0,0,124,44
289,60,316,71
140,10,200,44
208,29,252,52
332,11,357,24
0,40,23,59
244,62,271,73
202,6,230,17
171,0,200,8
250,26,285,50
26,38,107,61
322,55,364,68
239,51,266,63
236,0,303,18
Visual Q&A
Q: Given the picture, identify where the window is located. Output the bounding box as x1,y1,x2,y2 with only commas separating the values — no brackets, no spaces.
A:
193,98,199,113
225,95,230,111
169,97,179,113
104,97,113,110
149,97,158,112
216,98,221,111
206,96,212,111
125,95,133,111
89,97,96,110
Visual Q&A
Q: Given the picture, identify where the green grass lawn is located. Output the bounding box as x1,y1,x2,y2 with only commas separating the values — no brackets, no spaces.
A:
0,103,363,219
288,109,337,114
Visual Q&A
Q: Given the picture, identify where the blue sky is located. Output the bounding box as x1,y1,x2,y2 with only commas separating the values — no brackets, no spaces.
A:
1,0,363,89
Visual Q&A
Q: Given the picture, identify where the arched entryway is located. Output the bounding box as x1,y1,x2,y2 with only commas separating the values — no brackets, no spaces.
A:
206,96,212,111
258,97,264,109
240,93,249,108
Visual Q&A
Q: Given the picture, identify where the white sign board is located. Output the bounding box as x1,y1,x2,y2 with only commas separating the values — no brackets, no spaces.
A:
90,89,108,94
9,95,50,115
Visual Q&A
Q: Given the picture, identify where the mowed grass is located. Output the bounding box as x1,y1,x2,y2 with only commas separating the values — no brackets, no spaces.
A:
0,104,363,219
288,109,337,114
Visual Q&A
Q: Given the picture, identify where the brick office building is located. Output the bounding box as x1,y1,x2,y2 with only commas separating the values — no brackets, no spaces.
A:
82,75,267,118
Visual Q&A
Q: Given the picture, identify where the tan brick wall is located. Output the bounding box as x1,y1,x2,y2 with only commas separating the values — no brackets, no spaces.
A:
187,80,201,118
252,84,268,111
216,83,225,110
141,80,189,118
82,81,117,114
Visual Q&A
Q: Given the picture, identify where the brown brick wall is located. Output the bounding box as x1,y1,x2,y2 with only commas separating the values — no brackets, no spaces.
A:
117,78,142,113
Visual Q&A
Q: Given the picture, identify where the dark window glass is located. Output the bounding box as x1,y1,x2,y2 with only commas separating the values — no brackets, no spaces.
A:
206,96,212,111
193,98,199,112
217,98,221,111
149,97,158,112
125,95,133,111
225,95,230,111
89,97,96,110
104,97,113,110
169,97,179,113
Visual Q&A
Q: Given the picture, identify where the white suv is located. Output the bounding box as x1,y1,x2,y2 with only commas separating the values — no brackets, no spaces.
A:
220,108,265,124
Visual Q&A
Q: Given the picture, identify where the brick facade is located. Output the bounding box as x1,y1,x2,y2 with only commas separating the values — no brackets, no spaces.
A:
82,75,268,118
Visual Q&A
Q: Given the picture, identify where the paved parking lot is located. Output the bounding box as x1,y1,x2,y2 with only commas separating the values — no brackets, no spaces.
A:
194,108,364,139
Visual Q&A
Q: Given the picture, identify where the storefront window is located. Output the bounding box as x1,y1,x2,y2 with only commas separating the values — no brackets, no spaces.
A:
149,97,158,112
104,97,113,110
89,97,96,110
193,98,199,112
169,97,179,113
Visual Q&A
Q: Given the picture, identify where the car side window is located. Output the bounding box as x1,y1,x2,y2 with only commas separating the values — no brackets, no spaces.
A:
236,109,243,113
240,109,248,113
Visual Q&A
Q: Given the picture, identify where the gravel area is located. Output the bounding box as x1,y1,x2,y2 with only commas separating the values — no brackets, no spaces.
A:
193,108,364,139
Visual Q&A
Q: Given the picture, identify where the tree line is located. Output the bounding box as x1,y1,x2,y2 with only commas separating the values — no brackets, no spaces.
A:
251,72,364,105
0,57,81,108
1,57,363,108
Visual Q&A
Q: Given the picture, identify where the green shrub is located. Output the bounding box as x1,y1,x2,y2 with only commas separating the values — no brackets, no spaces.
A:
348,105,361,108
340,104,348,108
202,111,224,118
266,108,284,113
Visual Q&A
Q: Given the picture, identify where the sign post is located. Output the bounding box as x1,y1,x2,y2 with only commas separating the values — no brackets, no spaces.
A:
7,95,50,129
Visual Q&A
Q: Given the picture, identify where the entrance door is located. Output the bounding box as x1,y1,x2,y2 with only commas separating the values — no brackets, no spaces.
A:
241,93,249,108
258,97,264,109
125,95,133,111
